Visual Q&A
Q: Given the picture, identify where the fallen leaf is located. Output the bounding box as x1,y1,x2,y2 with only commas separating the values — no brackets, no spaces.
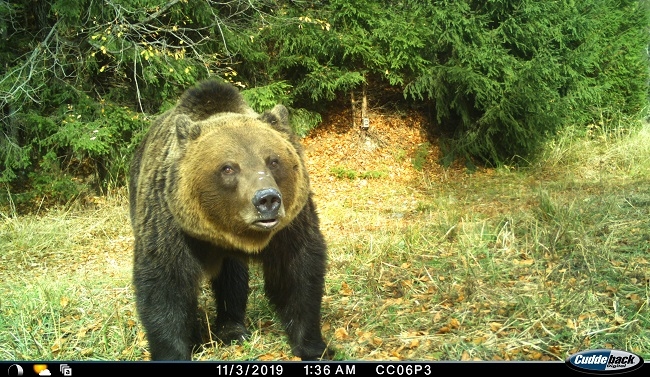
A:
513,258,534,265
473,336,487,345
489,322,503,332
437,326,450,334
335,327,349,340
627,293,641,302
340,282,353,296
321,322,331,332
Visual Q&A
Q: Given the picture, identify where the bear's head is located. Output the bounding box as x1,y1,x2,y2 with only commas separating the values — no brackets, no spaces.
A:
166,105,310,253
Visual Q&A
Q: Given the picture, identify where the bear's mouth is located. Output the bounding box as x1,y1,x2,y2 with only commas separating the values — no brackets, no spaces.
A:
252,218,279,230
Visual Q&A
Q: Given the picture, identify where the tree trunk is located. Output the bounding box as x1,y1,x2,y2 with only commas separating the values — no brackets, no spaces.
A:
350,91,356,128
361,83,368,130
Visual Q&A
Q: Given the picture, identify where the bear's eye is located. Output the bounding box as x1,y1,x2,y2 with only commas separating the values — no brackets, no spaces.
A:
221,165,236,175
268,158,280,169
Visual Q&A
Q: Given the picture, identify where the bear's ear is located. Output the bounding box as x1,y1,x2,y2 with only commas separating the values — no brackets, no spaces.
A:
177,80,254,120
175,114,201,142
260,104,291,133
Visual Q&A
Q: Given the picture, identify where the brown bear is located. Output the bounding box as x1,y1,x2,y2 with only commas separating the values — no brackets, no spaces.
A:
128,80,333,360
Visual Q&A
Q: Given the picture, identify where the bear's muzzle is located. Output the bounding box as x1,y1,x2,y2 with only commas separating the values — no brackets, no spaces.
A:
251,188,283,230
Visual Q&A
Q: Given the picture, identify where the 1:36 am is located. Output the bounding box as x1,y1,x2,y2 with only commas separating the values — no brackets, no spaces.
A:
303,364,356,376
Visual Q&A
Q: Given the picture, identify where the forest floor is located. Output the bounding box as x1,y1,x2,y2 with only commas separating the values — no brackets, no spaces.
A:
1,106,649,361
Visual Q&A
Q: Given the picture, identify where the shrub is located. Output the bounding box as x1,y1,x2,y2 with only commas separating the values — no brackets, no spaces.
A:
403,0,649,164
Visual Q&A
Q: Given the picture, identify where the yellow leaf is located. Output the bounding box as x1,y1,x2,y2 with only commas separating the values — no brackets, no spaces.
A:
60,296,69,308
627,293,641,302
473,336,487,345
340,282,353,296
51,338,65,353
514,258,534,265
335,327,349,340
437,326,450,334
489,322,503,332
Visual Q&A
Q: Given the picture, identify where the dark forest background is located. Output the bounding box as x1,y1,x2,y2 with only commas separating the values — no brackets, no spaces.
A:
1,0,648,207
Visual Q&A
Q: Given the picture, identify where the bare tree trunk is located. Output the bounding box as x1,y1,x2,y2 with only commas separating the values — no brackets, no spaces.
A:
350,91,356,128
361,82,368,130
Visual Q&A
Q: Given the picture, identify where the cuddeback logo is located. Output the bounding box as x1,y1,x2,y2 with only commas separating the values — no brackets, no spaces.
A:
566,349,644,374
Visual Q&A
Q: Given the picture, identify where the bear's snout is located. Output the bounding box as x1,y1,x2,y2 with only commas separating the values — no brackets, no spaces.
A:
252,188,283,229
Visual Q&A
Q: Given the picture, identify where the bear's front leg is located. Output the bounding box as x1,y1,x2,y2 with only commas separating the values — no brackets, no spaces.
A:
261,215,334,360
133,246,202,360
212,257,251,344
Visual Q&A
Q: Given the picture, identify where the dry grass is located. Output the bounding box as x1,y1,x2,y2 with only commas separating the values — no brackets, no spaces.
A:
1,114,648,361
0,193,141,360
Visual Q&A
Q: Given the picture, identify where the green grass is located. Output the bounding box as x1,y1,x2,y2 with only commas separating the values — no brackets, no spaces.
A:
330,166,387,180
0,197,142,360
0,121,648,361
412,142,430,171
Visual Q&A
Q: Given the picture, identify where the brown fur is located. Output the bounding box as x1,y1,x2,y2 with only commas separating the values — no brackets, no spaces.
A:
128,80,332,360
130,87,309,252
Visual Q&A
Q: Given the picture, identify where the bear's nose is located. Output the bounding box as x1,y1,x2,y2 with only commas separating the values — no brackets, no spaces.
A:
252,188,282,217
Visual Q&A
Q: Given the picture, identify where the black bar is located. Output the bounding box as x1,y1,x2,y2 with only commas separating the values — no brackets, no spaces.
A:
2,361,648,376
